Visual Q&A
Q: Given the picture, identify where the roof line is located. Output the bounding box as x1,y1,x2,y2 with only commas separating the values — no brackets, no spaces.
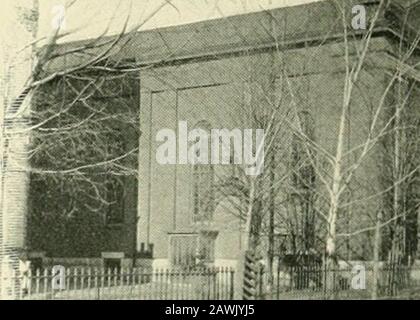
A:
129,27,395,69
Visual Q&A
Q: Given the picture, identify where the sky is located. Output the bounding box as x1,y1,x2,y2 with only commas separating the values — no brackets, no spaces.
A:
1,0,324,85
37,0,325,43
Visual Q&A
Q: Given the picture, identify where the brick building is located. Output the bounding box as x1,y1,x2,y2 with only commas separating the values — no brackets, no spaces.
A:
0,0,39,297
25,0,420,269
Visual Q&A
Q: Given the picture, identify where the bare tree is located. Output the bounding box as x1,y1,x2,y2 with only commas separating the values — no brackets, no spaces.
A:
282,0,420,292
0,0,176,298
208,0,420,298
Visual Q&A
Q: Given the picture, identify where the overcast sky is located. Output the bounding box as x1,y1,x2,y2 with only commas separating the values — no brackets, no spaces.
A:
38,0,324,42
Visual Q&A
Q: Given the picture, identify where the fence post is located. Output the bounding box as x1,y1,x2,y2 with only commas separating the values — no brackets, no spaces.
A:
322,262,327,299
95,268,100,300
43,268,49,300
27,269,32,299
230,268,235,300
276,262,280,300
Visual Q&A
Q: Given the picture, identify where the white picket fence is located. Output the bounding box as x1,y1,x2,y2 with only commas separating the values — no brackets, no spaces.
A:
2,267,235,300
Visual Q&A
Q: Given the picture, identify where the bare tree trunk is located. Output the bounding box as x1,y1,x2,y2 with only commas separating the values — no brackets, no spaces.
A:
267,154,275,292
391,80,402,265
372,211,383,300
248,198,263,254
324,74,349,292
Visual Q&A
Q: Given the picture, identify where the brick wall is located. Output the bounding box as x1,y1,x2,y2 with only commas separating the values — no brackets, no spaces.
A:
0,0,38,298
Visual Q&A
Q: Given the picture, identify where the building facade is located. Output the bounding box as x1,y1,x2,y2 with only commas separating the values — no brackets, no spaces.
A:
26,0,420,269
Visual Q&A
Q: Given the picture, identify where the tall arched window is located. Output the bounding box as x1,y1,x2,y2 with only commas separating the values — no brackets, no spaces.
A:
290,111,316,252
291,111,316,191
192,120,215,222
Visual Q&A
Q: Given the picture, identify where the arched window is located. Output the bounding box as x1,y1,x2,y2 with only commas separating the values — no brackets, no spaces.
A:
192,120,215,222
290,111,316,252
291,111,316,190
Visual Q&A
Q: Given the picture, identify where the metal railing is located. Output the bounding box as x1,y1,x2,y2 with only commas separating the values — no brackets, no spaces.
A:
2,266,235,300
260,263,420,300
